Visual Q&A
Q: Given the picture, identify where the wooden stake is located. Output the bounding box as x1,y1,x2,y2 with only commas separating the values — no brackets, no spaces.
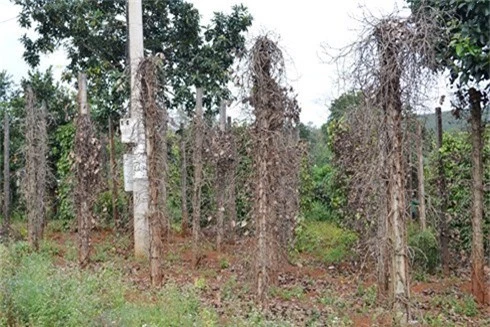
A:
2,111,10,238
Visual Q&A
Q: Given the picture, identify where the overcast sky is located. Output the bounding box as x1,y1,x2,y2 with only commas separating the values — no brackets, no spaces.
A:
0,0,449,125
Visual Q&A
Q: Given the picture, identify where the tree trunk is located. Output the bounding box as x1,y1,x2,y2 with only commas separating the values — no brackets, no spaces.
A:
256,116,269,303
435,107,450,275
377,178,390,303
387,98,410,322
378,26,410,321
192,87,204,268
78,75,90,266
180,122,189,235
417,122,426,230
2,111,9,238
25,86,37,249
377,119,391,303
140,57,167,287
407,141,414,207
468,88,487,305
109,117,120,230
26,87,46,251
75,73,98,267
38,102,48,240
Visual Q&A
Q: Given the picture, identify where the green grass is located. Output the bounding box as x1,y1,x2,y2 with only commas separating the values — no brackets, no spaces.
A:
270,285,305,301
0,243,219,327
0,241,293,327
295,221,358,264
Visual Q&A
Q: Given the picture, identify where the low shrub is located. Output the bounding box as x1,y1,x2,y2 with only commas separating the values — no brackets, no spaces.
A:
295,221,358,264
0,244,219,326
408,227,440,274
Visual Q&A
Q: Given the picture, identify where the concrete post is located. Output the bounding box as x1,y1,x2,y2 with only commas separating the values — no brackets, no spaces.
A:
128,0,149,258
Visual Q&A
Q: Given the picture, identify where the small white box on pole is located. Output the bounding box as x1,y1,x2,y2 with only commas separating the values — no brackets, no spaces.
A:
120,118,137,144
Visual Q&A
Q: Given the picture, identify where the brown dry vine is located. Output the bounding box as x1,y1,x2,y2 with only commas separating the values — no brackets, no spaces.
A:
139,55,168,286
246,36,302,304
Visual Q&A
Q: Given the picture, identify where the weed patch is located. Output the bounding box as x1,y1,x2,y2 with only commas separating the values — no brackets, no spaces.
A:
295,221,357,264
0,245,220,326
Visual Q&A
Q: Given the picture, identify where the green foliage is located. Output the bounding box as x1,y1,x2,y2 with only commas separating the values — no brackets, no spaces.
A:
298,122,330,167
220,276,237,301
93,189,126,225
295,221,357,264
407,0,490,85
430,293,479,318
408,226,440,273
327,91,362,123
312,164,347,222
426,130,490,257
167,132,184,224
4,69,77,221
455,295,478,317
0,70,13,102
194,276,207,291
219,257,230,270
52,122,76,221
22,69,76,126
12,0,252,115
299,121,348,224
278,93,361,228
270,285,305,301
233,124,253,227
355,284,377,308
0,243,223,326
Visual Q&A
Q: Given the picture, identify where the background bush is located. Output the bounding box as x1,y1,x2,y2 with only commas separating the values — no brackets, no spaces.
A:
295,221,358,264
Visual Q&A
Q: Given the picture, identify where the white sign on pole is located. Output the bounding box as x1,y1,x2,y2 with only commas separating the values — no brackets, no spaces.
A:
120,118,137,144
123,154,134,192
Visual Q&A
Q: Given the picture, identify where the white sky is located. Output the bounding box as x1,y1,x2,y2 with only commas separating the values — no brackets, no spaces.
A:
0,0,449,126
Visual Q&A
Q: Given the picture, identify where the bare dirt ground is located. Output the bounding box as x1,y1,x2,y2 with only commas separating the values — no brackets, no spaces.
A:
45,227,489,326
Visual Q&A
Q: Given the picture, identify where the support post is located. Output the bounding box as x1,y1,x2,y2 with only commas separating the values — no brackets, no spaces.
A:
192,87,204,267
109,117,120,230
128,0,149,258
417,121,426,230
216,101,226,252
2,110,9,238
436,107,449,275
180,122,189,234
77,73,91,266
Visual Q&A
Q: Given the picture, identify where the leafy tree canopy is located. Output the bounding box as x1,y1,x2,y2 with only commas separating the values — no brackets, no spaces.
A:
328,91,362,123
407,0,490,87
0,71,14,103
12,0,253,118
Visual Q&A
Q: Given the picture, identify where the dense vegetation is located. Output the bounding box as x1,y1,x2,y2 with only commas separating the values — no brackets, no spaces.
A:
0,0,488,325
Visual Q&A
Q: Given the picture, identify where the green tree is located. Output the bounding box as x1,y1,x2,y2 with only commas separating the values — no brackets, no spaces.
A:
0,71,13,103
12,0,253,118
298,92,363,225
427,131,490,258
0,71,13,232
408,0,489,304
328,91,362,123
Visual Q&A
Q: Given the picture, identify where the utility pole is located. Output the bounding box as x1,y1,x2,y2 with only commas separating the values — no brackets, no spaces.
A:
121,0,149,258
